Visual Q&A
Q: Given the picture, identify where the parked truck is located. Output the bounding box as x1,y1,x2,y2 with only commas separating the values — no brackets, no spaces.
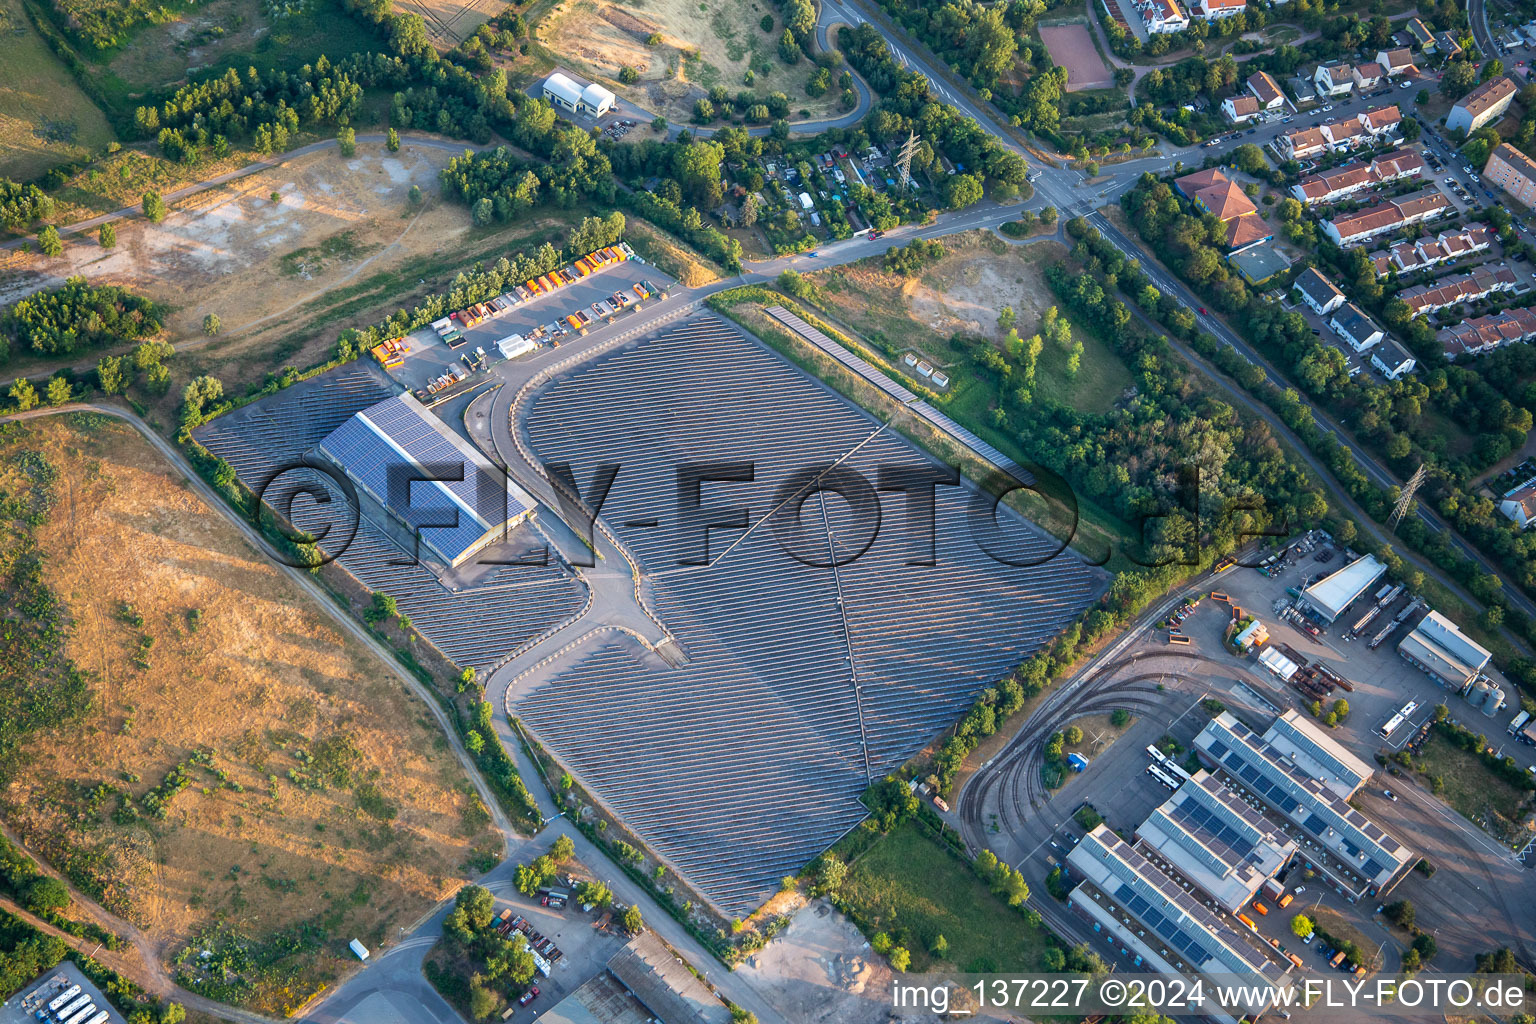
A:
1510,710,1532,736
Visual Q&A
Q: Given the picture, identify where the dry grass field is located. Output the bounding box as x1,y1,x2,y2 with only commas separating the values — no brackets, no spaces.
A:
0,414,499,1014
809,232,1134,416
0,144,591,394
539,0,843,125
0,0,116,179
398,0,501,47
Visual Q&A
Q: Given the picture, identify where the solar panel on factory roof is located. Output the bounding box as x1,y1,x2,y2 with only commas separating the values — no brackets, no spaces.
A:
316,394,527,565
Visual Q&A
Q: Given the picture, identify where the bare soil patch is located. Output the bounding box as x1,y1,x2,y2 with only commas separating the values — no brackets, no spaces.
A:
736,899,913,1024
3,143,446,336
0,414,499,1014
1039,24,1113,91
398,0,501,48
539,0,843,125
813,233,1069,358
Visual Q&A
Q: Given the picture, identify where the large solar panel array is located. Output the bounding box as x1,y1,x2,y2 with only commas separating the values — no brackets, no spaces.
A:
1192,772,1277,843
1198,716,1405,883
1082,829,1280,978
764,305,1033,484
193,370,586,670
317,413,488,562
516,316,1104,913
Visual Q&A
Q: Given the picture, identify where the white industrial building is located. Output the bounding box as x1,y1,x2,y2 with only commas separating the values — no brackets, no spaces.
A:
542,72,617,117
1195,712,1412,895
1257,646,1298,681
1397,610,1493,689
1135,772,1297,912
1262,708,1374,799
1067,825,1292,1024
1298,553,1386,623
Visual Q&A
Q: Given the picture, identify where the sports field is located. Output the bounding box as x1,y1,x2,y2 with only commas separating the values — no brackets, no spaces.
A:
1039,24,1114,92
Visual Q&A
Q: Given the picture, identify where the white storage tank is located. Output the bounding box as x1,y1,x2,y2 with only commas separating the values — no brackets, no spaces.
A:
1482,685,1505,716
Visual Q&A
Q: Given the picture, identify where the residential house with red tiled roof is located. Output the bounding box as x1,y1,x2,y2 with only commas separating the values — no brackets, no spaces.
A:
1246,70,1285,110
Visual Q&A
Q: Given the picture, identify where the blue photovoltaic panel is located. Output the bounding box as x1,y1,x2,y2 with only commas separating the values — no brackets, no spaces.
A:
362,396,529,523
316,395,526,564
193,367,586,670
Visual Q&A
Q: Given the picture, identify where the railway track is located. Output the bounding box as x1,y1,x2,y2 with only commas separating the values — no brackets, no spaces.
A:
994,686,1178,833
958,648,1218,849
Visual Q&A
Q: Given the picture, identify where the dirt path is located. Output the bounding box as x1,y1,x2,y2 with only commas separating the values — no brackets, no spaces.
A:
0,896,280,1024
0,820,173,990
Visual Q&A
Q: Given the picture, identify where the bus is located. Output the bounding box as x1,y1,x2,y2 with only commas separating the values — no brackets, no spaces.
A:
47,986,82,1016
1379,700,1420,739
1146,765,1180,791
1160,759,1193,785
1146,746,1192,784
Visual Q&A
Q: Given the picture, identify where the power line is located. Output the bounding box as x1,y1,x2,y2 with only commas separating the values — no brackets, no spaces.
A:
1389,463,1426,532
896,131,920,187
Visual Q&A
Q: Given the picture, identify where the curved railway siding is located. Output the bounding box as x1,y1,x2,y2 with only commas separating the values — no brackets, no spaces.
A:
958,647,1223,850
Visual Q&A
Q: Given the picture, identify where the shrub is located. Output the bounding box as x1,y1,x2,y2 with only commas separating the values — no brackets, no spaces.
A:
38,226,63,257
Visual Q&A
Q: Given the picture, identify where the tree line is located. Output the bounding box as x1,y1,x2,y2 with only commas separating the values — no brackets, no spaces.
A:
1111,180,1536,697
838,23,1032,191
0,278,162,364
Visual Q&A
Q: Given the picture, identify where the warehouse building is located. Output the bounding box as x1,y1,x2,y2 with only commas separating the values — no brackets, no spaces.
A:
1298,553,1386,624
1135,772,1297,913
316,393,536,569
1068,826,1291,1024
1262,709,1374,799
1397,610,1492,689
1194,713,1411,895
542,72,617,118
